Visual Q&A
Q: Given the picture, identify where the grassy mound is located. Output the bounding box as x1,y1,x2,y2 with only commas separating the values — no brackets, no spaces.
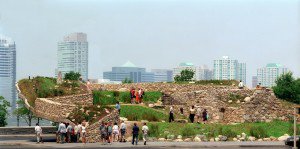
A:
18,76,87,106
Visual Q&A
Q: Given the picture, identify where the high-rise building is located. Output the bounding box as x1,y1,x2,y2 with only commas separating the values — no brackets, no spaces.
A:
252,76,258,88
56,33,88,80
257,63,289,87
0,35,16,110
103,61,154,83
213,56,246,84
197,65,213,80
151,69,173,82
173,62,197,80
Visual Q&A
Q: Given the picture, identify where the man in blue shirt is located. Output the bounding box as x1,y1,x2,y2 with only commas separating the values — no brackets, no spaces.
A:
116,101,121,114
132,123,139,145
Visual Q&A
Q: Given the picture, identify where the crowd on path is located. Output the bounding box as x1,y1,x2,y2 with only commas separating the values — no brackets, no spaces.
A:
169,105,209,124
130,87,145,104
34,120,149,146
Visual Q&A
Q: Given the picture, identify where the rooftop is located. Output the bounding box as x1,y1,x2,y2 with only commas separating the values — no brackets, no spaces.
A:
121,61,137,67
179,62,194,67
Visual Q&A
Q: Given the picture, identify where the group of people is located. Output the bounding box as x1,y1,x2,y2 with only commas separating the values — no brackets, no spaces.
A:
56,122,87,144
169,105,209,124
130,88,145,104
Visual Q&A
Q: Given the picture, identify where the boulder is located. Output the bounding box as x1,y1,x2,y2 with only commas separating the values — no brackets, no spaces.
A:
228,100,233,103
257,139,263,141
167,134,175,140
233,138,238,141
158,138,166,142
119,117,128,121
215,137,220,142
148,104,154,108
248,136,256,141
210,138,215,142
278,134,290,141
194,136,201,142
118,88,128,92
141,120,149,123
270,136,277,141
177,135,182,139
184,138,192,142
219,136,228,141
263,138,271,141
244,97,251,102
175,139,183,142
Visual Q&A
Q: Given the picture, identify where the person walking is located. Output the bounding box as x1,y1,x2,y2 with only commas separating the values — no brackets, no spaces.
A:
142,123,149,145
196,106,202,123
202,109,208,124
66,123,73,143
132,123,139,145
107,122,113,144
74,122,81,143
169,106,174,122
58,122,67,144
130,88,136,104
81,122,87,144
120,120,126,142
140,89,145,104
189,105,196,123
100,122,108,145
115,101,121,114
35,123,43,144
135,89,140,104
112,122,119,142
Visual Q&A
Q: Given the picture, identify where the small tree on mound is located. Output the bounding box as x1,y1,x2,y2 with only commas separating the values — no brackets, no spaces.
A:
174,69,195,82
64,71,81,81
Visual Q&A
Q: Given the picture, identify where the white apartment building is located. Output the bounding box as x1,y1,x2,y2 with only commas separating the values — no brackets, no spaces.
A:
257,63,289,87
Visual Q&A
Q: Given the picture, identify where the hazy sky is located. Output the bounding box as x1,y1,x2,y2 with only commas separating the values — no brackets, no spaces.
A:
0,0,299,84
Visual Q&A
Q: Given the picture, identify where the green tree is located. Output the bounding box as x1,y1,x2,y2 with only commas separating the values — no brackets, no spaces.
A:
0,96,10,127
13,100,36,126
64,71,81,81
122,78,133,84
273,72,300,103
174,69,195,82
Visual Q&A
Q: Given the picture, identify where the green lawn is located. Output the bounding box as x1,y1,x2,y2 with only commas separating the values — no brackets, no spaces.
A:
120,105,168,122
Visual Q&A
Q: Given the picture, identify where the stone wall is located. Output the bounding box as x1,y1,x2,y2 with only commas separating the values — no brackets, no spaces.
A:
0,126,56,135
86,110,120,143
91,83,295,124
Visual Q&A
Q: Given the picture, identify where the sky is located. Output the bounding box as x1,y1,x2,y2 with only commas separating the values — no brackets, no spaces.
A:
0,0,299,85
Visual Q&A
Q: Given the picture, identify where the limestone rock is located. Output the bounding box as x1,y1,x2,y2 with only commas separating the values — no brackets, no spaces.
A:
210,138,215,142
148,104,154,108
233,138,238,141
248,136,256,141
194,136,201,142
270,136,277,141
158,138,166,142
120,117,128,121
263,138,271,141
214,137,220,142
177,135,182,139
244,97,251,102
278,134,290,141
184,138,192,142
175,139,183,142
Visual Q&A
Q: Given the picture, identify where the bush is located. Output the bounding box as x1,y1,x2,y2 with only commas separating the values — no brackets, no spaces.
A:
218,127,237,138
181,125,196,138
93,91,117,105
143,92,162,103
119,92,131,103
120,105,168,122
250,126,268,138
64,71,81,81
174,69,195,82
148,123,160,137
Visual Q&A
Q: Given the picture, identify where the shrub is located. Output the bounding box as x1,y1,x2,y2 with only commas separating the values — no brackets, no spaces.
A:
143,92,162,103
93,91,117,105
113,91,120,97
120,105,168,122
148,123,160,137
181,125,196,138
119,92,131,103
218,127,237,138
64,71,81,81
250,126,268,138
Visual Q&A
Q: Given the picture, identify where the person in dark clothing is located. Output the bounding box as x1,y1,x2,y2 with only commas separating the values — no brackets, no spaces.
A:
202,109,208,124
169,106,174,122
132,123,139,145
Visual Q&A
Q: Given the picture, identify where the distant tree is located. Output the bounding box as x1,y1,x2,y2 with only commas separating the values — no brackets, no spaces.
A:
64,71,81,81
174,69,195,82
273,72,300,103
13,100,36,126
0,96,10,127
122,78,133,84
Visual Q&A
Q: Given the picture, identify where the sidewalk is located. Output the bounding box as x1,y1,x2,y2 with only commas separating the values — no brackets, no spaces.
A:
0,140,286,148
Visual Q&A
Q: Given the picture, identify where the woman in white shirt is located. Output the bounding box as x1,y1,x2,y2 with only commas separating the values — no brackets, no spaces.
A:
112,122,119,142
81,123,86,144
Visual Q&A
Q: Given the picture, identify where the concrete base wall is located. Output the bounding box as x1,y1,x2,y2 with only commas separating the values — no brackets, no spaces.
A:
0,126,57,135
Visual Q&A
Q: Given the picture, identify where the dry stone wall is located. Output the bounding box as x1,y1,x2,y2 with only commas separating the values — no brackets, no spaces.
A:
91,83,295,123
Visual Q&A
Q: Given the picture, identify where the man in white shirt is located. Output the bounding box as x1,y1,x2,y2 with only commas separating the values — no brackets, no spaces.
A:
142,123,149,145
169,106,174,122
35,123,43,143
58,122,67,144
238,80,244,89
120,121,126,142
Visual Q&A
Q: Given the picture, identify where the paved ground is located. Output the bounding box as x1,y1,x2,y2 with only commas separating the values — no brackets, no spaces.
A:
0,135,291,149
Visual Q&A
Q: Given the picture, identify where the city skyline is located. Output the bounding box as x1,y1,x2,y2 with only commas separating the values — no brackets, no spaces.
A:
0,0,299,85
